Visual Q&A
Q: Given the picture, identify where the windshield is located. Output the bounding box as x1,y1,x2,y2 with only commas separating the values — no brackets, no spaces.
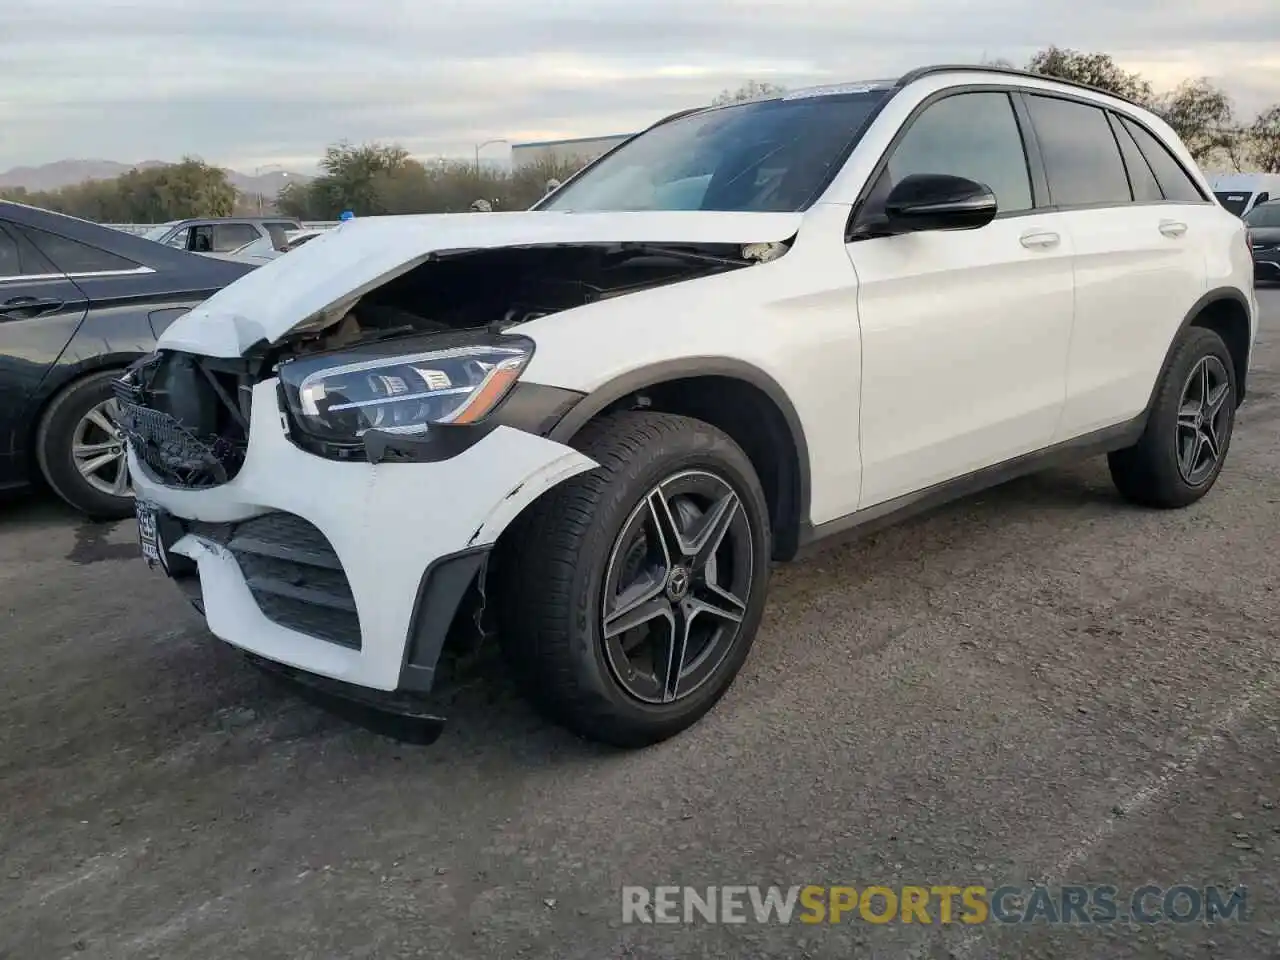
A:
539,88,890,214
1215,191,1253,216
141,223,177,241
1245,201,1280,227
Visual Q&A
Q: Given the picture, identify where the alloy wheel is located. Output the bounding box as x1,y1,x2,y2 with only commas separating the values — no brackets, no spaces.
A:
72,398,132,498
1175,354,1231,487
600,469,754,705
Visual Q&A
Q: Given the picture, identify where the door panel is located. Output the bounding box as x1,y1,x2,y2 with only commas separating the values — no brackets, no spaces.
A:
848,90,1074,509
0,224,89,461
852,218,1075,507
1039,106,1210,438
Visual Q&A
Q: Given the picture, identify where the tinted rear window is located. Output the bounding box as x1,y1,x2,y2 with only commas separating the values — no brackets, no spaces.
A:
1024,95,1131,207
24,226,140,274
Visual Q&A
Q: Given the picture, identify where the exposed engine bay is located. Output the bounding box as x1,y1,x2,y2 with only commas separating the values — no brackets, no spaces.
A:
283,239,775,355
116,240,785,488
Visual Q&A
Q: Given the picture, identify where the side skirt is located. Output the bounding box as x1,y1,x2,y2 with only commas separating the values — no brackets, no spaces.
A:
795,414,1146,556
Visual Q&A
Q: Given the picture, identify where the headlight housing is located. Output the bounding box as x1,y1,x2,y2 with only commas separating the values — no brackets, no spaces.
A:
277,331,534,448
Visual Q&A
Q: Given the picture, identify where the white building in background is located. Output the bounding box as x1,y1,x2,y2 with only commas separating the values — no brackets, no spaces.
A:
510,133,636,170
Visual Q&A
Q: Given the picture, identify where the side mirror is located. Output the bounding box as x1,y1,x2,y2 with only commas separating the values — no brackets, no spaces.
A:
881,173,998,234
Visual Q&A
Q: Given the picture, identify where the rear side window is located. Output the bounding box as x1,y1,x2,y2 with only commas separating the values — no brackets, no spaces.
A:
1109,116,1164,202
212,223,260,252
1117,117,1205,203
0,226,20,278
1024,95,1130,207
882,91,1033,213
23,226,139,274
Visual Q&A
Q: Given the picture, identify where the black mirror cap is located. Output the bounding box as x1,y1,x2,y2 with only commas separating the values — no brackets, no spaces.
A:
883,173,998,233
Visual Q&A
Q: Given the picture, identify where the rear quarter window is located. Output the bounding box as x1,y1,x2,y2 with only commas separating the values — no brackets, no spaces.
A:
1117,117,1206,203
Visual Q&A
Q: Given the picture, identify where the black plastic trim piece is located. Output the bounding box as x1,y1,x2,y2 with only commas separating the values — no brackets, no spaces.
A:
797,415,1147,553
1147,287,1255,406
546,357,812,557
398,545,491,693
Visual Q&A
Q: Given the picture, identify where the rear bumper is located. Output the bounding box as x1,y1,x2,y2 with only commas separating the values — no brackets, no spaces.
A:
130,377,597,693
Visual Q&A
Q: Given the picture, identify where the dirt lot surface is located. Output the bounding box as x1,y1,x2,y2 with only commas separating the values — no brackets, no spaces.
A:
2,290,1278,960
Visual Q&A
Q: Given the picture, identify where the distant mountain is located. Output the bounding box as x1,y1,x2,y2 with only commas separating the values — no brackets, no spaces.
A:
0,159,313,198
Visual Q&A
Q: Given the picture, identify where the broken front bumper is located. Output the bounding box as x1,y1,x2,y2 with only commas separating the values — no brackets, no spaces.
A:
129,377,597,696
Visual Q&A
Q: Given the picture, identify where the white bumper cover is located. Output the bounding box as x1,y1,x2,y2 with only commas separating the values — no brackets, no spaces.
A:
129,378,597,690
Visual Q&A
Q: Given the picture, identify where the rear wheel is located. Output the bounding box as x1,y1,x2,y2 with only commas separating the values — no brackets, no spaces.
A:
1108,327,1236,508
36,370,134,520
500,411,772,747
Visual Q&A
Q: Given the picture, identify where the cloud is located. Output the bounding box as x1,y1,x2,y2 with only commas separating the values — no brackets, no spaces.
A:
1,0,1277,171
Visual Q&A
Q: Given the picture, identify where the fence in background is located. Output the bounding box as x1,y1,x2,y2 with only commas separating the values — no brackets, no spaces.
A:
106,221,340,235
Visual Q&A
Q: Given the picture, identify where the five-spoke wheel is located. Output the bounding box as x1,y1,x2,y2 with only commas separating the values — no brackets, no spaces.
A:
501,411,771,748
1110,326,1237,509
601,470,753,705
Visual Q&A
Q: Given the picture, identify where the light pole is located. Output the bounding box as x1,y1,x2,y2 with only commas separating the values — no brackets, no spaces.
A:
253,164,286,214
473,139,509,173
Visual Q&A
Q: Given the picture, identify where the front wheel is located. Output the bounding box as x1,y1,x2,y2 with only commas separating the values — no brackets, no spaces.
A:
1109,327,1237,509
500,411,772,747
35,370,135,520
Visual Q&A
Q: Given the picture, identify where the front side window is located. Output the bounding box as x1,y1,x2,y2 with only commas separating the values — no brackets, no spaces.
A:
1025,95,1131,207
878,91,1033,214
538,88,890,213
1118,117,1205,203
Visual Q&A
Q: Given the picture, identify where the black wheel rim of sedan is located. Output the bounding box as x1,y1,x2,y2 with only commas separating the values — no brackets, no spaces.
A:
1175,355,1231,487
600,469,754,705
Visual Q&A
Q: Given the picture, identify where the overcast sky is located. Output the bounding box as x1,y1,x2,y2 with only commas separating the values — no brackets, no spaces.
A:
2,0,1277,173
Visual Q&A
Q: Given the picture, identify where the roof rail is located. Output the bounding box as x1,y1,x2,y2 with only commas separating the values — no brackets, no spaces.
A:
895,63,1146,108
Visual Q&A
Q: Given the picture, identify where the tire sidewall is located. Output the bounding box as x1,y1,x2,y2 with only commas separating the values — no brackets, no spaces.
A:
565,422,771,734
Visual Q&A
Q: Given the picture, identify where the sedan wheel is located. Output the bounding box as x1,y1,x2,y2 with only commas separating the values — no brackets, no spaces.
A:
72,398,132,498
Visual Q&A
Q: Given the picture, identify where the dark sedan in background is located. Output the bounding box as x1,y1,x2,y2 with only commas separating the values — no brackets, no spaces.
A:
0,201,254,518
1246,200,1280,284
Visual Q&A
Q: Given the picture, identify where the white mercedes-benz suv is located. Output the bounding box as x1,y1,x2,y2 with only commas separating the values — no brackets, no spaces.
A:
119,66,1257,747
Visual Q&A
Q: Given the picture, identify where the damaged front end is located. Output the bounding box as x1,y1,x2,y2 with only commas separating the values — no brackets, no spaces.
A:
119,236,787,741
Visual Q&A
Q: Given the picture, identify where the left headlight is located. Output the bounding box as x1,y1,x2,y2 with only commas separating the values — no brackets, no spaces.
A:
278,331,534,446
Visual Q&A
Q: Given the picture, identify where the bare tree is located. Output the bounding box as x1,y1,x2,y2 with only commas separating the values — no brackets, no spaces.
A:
1247,105,1280,173
1154,78,1238,165
1026,47,1155,104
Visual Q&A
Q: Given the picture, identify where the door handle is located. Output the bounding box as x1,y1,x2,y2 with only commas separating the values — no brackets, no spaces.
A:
1020,230,1060,249
1159,220,1188,238
0,296,64,319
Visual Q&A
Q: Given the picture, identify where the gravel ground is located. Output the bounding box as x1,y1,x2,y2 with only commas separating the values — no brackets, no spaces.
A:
2,289,1278,960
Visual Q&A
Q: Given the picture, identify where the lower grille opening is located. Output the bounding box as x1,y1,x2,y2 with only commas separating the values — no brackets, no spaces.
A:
194,513,362,650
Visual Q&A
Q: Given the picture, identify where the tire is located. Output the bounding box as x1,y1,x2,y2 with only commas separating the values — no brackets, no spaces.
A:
35,370,134,520
1108,327,1237,509
499,411,772,748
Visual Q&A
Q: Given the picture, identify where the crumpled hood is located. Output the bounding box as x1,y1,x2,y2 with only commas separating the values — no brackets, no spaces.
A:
157,209,805,357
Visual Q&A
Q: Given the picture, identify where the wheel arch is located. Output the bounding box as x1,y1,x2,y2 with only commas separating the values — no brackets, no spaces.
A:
1151,288,1253,409
29,353,140,449
545,358,813,561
